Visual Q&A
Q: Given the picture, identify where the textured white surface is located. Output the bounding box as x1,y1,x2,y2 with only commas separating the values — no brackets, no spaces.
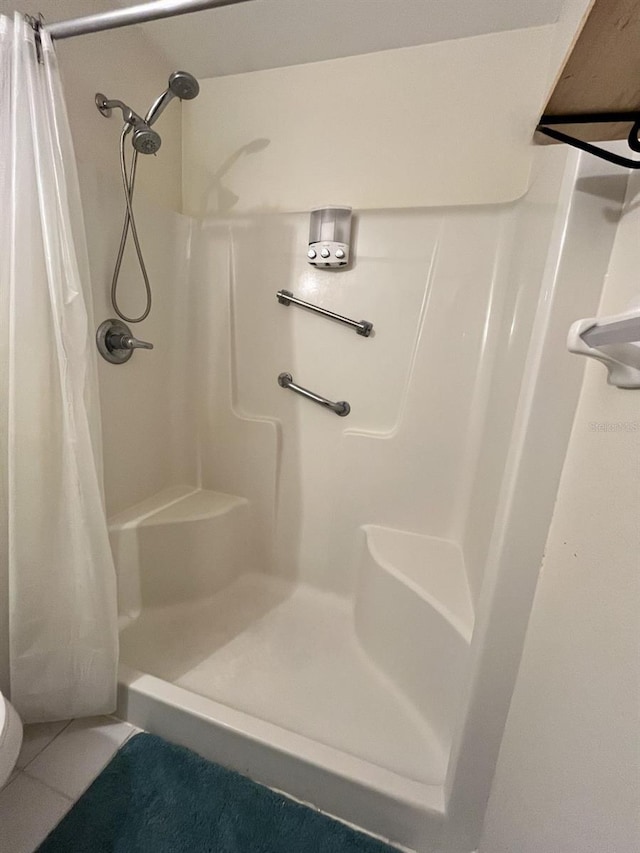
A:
479,168,640,853
121,573,446,784
182,27,555,214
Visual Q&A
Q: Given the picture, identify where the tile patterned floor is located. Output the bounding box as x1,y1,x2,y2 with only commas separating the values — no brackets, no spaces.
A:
0,716,140,852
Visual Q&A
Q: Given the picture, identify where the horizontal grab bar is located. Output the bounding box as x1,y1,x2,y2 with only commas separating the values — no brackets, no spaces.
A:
278,373,350,417
276,290,373,337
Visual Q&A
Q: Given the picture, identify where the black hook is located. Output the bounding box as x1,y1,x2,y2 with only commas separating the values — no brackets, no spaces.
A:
536,111,640,169
25,13,45,63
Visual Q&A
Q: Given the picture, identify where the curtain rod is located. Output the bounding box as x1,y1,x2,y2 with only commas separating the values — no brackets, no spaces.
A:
46,0,257,41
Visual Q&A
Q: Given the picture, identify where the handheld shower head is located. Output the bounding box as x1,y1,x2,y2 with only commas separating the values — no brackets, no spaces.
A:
168,70,200,101
96,70,199,155
132,124,162,155
146,70,200,126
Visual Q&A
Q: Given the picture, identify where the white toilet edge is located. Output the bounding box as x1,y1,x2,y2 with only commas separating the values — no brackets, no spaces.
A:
0,695,23,789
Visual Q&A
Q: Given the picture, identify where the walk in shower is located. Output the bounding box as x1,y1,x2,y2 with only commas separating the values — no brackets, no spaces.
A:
91,142,623,850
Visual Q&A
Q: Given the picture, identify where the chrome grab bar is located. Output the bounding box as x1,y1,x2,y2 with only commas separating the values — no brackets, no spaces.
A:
276,290,373,337
278,373,351,417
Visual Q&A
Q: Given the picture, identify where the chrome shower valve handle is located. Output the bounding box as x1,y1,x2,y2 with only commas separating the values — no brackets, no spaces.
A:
108,332,153,351
96,319,153,364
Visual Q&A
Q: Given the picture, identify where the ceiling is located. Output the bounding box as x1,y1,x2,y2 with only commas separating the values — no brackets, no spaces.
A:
92,0,567,78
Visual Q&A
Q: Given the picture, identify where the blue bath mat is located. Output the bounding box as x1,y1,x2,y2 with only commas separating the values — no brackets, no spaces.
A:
37,732,398,852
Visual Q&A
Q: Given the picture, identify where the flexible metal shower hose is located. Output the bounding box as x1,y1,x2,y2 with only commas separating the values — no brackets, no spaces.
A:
110,125,152,323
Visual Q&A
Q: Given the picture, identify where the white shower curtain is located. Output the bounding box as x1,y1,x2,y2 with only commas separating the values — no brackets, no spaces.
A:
0,14,118,722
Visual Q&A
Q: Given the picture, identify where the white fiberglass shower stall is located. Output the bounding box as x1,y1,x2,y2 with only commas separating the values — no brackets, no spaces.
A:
87,132,626,852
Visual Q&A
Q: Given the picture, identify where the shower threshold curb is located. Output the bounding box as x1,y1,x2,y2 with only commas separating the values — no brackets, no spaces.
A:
117,664,445,851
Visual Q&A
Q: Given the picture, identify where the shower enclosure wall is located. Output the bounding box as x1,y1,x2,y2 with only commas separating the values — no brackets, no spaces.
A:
87,141,624,851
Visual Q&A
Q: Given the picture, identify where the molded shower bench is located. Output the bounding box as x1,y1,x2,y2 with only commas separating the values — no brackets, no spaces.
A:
108,485,253,617
355,525,474,749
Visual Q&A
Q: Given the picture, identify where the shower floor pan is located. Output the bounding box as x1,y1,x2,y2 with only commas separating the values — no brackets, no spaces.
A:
113,487,470,849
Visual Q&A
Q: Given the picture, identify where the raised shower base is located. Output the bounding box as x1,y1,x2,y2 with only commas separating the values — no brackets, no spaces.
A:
119,573,446,786
112,488,469,848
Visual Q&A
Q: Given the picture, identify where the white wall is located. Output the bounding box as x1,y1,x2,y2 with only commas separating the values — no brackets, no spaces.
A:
80,165,197,519
42,2,193,513
185,152,590,592
479,170,640,853
459,148,571,603
443,149,628,852
186,196,566,595
182,26,555,215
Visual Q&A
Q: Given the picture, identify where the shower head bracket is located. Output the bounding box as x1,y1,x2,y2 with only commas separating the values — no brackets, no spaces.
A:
95,93,112,117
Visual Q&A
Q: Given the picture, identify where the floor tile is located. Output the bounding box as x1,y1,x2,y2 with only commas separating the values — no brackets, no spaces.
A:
4,768,20,788
0,773,72,853
16,720,70,769
24,716,137,800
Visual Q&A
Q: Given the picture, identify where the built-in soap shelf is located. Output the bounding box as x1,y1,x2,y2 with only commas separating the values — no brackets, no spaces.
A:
354,525,474,750
568,307,640,388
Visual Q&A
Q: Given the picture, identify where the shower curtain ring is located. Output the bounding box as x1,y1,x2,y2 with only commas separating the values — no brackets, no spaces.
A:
25,13,45,63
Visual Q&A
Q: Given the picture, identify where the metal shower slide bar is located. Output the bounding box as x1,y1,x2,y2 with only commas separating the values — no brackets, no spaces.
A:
46,0,256,40
276,290,373,337
278,373,351,417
